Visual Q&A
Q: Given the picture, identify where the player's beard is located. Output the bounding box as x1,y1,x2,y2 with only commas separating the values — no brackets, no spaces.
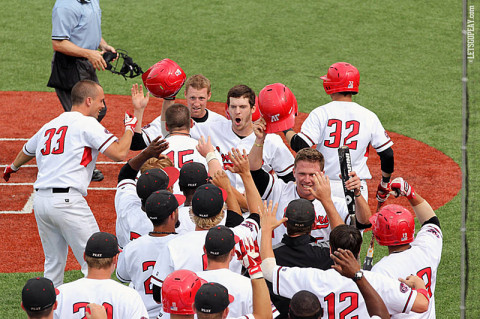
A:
175,220,180,228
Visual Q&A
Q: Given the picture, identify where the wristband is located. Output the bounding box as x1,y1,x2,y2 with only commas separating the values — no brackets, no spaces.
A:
416,288,430,300
354,193,361,198
10,163,19,171
163,96,176,100
282,128,293,135
382,175,391,184
205,151,217,163
249,270,264,280
254,143,264,147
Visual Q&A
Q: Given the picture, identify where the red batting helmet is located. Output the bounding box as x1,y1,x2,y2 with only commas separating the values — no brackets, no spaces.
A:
225,96,261,121
257,83,298,133
142,58,186,99
369,204,415,246
320,62,360,95
162,270,207,315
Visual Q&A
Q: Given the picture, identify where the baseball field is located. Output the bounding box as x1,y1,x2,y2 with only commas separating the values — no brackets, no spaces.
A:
0,0,478,317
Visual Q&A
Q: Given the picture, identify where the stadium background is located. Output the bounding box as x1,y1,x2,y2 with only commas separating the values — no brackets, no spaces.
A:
0,0,478,317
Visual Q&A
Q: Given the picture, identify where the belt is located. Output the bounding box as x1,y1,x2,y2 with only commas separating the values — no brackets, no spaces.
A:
35,187,70,193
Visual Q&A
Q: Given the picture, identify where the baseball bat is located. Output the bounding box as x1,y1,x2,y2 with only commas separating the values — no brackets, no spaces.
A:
338,146,355,219
363,236,375,270
363,195,387,270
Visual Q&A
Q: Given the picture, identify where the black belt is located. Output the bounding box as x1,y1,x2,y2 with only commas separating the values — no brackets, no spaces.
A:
35,187,70,193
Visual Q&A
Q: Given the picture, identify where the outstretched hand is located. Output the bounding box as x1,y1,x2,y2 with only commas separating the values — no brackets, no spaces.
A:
196,136,216,158
226,148,250,175
143,136,169,158
252,117,267,142
211,170,232,191
131,83,150,111
259,200,284,232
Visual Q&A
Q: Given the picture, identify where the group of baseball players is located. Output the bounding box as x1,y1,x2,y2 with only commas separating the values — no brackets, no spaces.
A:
10,56,443,319
5,3,442,316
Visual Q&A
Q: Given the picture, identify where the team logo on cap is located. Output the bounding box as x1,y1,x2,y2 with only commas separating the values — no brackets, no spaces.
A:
348,81,354,88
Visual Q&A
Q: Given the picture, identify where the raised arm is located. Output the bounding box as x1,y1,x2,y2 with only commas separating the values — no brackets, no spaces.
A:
389,177,436,225
131,84,150,134
239,237,273,319
228,148,262,214
248,117,267,171
211,170,242,216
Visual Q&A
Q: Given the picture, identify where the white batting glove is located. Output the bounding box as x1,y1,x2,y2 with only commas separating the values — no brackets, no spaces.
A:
389,177,416,200
239,237,263,279
124,111,138,133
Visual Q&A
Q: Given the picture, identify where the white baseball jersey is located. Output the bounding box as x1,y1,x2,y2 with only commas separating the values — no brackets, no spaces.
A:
271,266,417,318
191,120,294,192
115,179,153,249
54,277,149,319
298,101,393,180
24,111,117,195
116,234,177,319
261,174,350,246
372,223,443,319
197,269,253,318
150,218,259,287
141,109,228,146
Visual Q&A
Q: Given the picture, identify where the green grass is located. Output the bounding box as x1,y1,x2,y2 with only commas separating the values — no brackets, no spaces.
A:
1,0,478,317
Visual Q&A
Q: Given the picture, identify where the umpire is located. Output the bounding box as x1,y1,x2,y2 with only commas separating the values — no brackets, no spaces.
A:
268,198,334,319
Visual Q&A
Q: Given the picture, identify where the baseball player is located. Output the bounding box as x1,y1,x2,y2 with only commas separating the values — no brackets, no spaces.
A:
282,62,394,202
131,74,227,150
116,190,185,319
191,84,295,192
161,270,207,319
249,145,371,245
21,277,59,319
194,241,275,319
162,103,223,193
3,80,137,287
115,146,180,248
150,184,260,309
268,198,334,319
370,178,442,319
196,226,254,318
54,232,149,319
259,201,430,318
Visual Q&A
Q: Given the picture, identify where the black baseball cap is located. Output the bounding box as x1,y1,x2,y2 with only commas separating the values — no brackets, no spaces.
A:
146,190,186,221
194,282,234,314
85,232,121,258
205,226,239,256
22,277,59,312
285,199,316,227
136,167,180,201
179,162,209,188
192,184,227,218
